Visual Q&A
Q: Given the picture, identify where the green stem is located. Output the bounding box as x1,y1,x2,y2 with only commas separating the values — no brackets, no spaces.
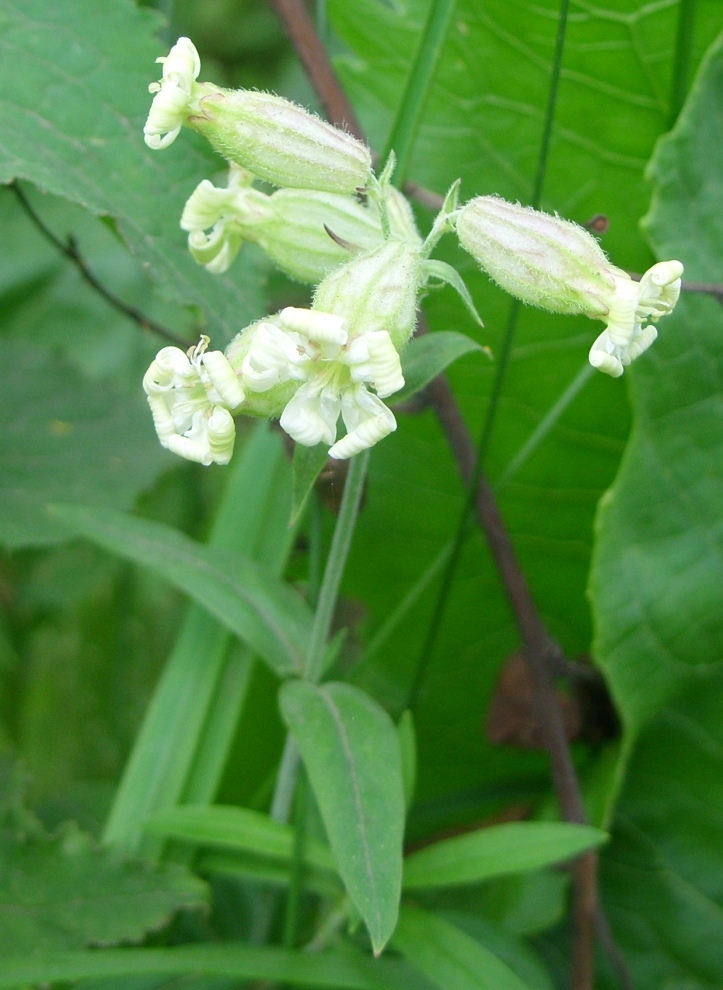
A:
495,362,594,491
382,0,458,185
304,450,370,683
282,771,308,949
530,0,570,209
271,734,301,824
668,0,698,126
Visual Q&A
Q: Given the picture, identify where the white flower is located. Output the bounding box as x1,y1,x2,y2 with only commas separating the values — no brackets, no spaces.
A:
589,260,684,377
238,306,404,459
143,336,244,465
180,166,258,273
144,37,201,150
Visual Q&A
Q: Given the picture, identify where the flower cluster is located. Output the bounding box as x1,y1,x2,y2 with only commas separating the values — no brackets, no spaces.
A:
143,239,419,462
233,307,405,459
141,37,686,472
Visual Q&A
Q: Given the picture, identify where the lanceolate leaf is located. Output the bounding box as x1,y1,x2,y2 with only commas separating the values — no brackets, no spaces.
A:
49,504,312,677
403,821,607,890
291,443,330,525
0,944,425,990
279,680,405,955
393,331,485,405
392,905,532,990
145,804,336,874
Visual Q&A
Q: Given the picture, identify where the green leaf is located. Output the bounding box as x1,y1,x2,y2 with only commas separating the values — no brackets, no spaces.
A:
103,424,296,855
392,905,533,990
279,680,405,955
325,0,706,819
403,821,606,889
603,671,723,990
0,0,266,343
589,33,723,989
393,331,485,405
590,29,723,736
145,804,336,874
421,260,485,327
0,810,207,953
291,443,330,526
0,340,166,548
397,710,417,810
0,944,424,990
49,503,312,677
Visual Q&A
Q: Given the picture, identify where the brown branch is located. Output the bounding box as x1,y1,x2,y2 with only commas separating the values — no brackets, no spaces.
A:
265,5,631,989
267,0,365,140
11,182,192,349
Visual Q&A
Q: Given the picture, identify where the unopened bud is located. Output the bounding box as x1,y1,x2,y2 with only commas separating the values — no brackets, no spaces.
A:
455,195,619,316
189,89,372,194
455,196,683,376
314,239,422,349
182,175,420,283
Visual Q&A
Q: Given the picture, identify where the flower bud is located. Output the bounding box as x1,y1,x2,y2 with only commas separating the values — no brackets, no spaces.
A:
455,196,683,376
189,89,372,194
145,39,372,194
313,239,422,349
455,195,619,316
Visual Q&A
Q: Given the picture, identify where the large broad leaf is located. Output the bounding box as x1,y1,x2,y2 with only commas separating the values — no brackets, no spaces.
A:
0,0,266,343
326,0,722,828
603,670,723,990
392,904,532,990
50,504,312,677
588,29,723,990
0,340,166,548
590,29,723,736
403,821,606,890
279,680,405,955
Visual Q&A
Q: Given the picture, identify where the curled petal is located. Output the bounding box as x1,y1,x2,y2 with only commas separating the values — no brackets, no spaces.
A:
280,381,340,447
143,339,237,465
279,307,348,347
143,346,196,393
144,37,201,150
206,406,236,464
188,226,243,274
181,179,236,232
365,331,404,398
328,385,396,459
604,276,640,349
636,260,683,322
242,323,312,392
202,350,245,408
